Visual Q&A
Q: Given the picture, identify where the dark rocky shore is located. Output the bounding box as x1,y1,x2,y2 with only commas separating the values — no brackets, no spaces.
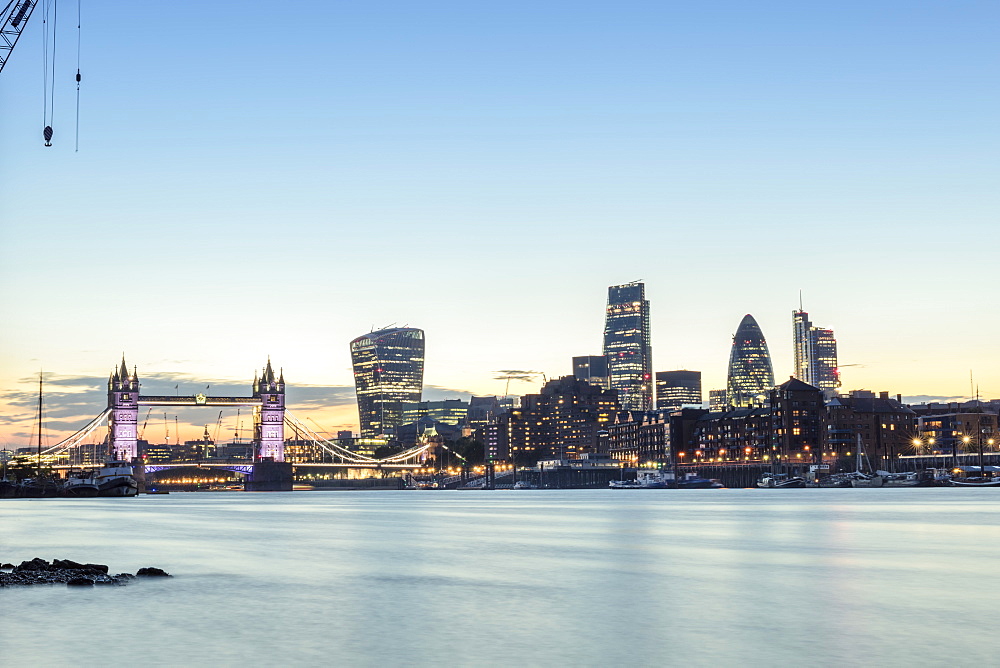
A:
0,558,171,587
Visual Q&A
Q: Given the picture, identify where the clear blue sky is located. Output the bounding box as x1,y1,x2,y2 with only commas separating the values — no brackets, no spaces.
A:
1,1,998,443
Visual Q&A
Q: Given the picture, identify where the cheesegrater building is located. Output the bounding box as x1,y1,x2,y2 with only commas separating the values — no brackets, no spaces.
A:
726,314,774,408
603,282,652,411
350,327,425,437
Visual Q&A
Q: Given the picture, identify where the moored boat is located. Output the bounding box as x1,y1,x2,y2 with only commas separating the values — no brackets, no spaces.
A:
63,470,100,497
95,460,139,497
948,466,1000,487
757,473,806,488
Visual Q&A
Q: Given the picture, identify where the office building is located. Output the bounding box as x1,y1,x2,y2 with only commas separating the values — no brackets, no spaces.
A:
708,389,728,412
603,282,652,411
726,314,774,407
655,370,702,410
573,355,610,389
415,399,470,425
467,396,501,428
350,327,425,437
793,309,840,392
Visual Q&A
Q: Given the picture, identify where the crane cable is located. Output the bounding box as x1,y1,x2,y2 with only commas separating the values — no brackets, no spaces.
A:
74,0,79,151
40,0,56,146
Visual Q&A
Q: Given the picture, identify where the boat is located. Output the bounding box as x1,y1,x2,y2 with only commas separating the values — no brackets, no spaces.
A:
757,473,806,488
675,472,718,489
15,371,61,497
15,477,62,497
945,424,999,486
948,466,1000,487
814,473,855,488
880,470,936,487
847,435,885,487
63,470,100,497
513,480,537,490
850,473,884,488
949,478,1000,487
95,460,139,497
609,478,644,489
609,471,718,489
609,471,669,489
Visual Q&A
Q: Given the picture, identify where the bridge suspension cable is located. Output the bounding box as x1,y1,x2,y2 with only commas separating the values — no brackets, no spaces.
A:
41,407,110,455
284,411,377,463
283,411,431,465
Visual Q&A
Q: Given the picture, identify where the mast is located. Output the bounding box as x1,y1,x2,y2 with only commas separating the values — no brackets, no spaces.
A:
36,371,43,477
978,414,986,480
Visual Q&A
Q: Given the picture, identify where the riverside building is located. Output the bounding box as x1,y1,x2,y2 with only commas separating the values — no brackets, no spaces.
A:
350,327,425,437
825,390,917,467
603,282,652,411
496,376,620,464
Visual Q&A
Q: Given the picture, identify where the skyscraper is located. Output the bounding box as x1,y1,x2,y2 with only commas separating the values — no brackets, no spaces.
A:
655,370,702,410
792,309,840,392
726,314,774,407
603,282,652,411
350,327,425,437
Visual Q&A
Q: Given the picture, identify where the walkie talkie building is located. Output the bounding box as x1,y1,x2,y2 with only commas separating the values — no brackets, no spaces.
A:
350,327,425,437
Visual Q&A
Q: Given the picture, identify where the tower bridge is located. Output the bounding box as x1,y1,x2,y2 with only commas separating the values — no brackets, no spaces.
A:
108,357,286,462
43,357,435,483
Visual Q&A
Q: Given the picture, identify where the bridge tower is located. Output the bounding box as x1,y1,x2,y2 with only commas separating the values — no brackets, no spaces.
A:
253,359,285,461
108,357,139,461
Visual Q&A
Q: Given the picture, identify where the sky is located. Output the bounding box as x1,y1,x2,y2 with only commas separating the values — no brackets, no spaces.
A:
1,1,998,448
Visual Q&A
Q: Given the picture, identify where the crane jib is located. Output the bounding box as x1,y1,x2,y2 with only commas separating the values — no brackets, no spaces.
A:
11,1,33,28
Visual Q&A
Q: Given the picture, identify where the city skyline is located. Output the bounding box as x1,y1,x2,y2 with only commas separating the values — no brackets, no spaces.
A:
1,293,993,449
2,2,999,445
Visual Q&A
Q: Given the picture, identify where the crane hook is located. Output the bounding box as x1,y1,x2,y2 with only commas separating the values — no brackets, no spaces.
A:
43,125,53,147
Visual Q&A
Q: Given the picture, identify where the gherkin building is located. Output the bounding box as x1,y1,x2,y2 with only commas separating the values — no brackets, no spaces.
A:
726,314,774,408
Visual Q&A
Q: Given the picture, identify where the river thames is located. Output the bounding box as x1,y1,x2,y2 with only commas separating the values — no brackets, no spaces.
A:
2,489,997,666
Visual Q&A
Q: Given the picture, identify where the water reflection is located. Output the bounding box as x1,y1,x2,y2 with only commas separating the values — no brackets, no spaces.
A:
1,489,997,666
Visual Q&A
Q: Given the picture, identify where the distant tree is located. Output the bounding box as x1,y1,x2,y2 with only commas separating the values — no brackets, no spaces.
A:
450,437,485,466
3,457,50,481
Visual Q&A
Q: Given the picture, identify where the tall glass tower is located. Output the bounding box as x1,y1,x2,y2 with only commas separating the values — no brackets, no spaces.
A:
726,314,774,408
350,327,425,437
793,310,840,392
603,282,652,411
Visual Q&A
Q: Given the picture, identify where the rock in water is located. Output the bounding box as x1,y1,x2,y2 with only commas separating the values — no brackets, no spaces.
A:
15,558,52,572
136,567,171,577
66,577,94,586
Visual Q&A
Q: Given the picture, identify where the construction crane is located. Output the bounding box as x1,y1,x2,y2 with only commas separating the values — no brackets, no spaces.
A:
1,0,83,147
0,0,36,76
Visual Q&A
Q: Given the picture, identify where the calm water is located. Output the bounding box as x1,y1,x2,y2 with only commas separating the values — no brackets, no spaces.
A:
2,489,998,667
